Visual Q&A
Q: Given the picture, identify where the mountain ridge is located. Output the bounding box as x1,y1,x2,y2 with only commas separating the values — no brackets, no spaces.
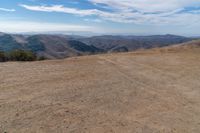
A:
0,32,195,59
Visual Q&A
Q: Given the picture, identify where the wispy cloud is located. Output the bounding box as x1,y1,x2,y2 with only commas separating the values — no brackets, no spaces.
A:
19,4,101,16
19,0,200,25
89,0,200,13
0,8,15,12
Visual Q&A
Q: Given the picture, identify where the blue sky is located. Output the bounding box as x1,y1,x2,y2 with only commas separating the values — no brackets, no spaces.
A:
0,0,200,36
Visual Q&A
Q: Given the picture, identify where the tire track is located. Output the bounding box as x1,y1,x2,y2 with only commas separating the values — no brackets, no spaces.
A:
98,56,160,93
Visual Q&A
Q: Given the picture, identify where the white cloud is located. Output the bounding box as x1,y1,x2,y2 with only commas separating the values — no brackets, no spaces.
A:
0,21,95,33
84,18,102,23
20,4,101,16
19,1,200,25
89,0,200,12
0,8,15,12
88,0,200,25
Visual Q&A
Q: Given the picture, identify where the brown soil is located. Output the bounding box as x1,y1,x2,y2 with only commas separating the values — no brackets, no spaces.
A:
0,49,200,133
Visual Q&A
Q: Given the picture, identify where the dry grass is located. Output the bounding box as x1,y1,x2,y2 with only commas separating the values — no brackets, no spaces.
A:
0,49,200,133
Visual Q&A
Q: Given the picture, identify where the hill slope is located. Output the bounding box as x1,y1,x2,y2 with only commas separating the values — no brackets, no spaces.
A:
0,34,102,59
0,42,200,132
26,35,103,59
147,39,200,53
0,33,193,59
164,39,200,50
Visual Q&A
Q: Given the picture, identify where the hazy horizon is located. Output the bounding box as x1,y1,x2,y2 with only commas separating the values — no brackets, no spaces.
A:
1,31,199,38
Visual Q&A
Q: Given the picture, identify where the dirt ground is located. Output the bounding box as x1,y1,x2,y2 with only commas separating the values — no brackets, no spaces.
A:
0,50,200,133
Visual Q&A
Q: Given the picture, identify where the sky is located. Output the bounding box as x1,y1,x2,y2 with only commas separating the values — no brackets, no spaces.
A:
0,0,200,36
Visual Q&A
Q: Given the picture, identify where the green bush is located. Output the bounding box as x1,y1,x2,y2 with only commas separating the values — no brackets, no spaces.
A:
7,50,37,61
0,50,47,62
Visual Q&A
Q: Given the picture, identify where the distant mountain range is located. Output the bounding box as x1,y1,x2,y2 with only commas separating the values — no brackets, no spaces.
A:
0,32,195,59
79,35,193,52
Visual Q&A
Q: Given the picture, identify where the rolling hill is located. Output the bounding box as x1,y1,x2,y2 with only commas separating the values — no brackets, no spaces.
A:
143,39,200,54
79,34,192,52
0,33,194,59
0,34,102,59
0,40,200,132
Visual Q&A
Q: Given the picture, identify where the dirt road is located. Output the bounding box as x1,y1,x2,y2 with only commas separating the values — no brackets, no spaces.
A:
0,50,200,132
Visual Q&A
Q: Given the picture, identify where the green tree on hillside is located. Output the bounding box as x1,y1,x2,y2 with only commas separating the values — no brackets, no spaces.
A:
8,50,37,61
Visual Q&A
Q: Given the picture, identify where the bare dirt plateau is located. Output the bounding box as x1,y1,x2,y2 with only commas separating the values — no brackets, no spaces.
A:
0,48,200,132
